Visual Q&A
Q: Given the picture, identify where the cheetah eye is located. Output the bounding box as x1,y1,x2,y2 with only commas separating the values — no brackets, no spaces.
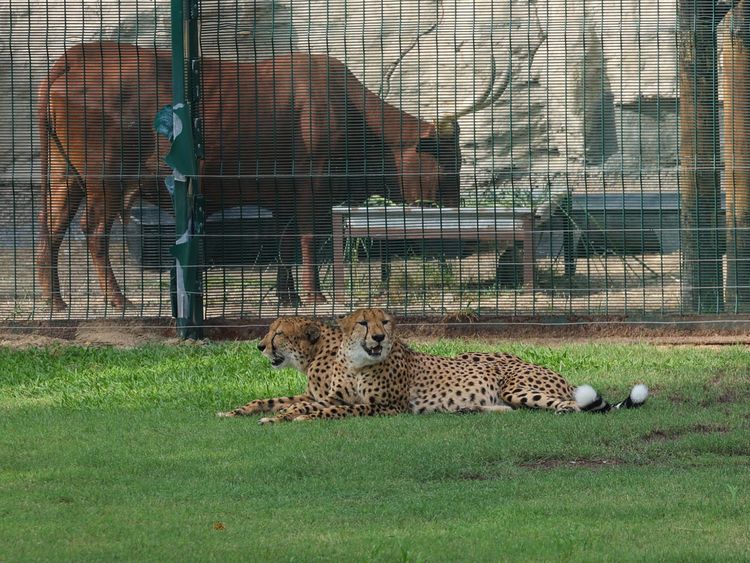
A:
357,321,368,327
275,331,284,337
382,320,390,325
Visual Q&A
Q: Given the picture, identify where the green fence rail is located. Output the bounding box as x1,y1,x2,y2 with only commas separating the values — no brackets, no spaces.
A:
0,0,748,325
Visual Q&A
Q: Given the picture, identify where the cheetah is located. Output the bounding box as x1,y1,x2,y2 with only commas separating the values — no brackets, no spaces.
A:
259,308,518,423
259,308,648,423
217,317,341,417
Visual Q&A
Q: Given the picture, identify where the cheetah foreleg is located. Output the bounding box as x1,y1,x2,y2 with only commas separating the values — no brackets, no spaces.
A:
257,399,339,424
260,402,406,424
217,393,313,417
290,403,407,421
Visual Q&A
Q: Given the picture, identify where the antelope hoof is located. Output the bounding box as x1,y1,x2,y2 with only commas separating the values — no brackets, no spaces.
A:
110,296,134,310
304,293,328,305
49,297,68,313
277,290,302,308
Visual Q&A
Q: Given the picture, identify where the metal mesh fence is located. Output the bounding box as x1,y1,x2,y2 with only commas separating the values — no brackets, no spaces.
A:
0,0,747,322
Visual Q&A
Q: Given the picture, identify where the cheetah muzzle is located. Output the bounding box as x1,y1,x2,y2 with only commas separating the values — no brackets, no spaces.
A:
363,343,383,357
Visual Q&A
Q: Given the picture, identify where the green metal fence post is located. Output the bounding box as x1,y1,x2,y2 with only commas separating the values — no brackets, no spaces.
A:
168,0,204,339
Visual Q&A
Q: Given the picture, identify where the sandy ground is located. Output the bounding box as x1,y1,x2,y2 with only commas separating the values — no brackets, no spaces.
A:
2,225,748,349
2,315,750,349
0,237,692,319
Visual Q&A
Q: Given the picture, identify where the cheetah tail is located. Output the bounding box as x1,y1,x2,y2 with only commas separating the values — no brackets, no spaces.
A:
574,384,649,413
612,384,649,410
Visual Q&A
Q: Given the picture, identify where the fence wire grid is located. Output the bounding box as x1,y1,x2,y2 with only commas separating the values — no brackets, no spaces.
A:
1,0,749,323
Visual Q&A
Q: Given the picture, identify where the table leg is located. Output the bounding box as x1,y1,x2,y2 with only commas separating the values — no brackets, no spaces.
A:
332,212,346,302
522,215,535,289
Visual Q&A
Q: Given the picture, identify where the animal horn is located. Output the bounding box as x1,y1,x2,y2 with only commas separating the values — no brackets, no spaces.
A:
436,29,549,134
435,47,513,135
380,1,446,98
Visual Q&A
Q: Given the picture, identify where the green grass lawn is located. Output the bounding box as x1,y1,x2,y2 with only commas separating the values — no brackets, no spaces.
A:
1,339,749,561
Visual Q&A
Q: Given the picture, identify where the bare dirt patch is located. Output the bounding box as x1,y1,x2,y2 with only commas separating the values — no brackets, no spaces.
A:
642,429,681,442
457,472,496,481
701,391,743,406
1,314,750,348
407,318,750,347
0,319,178,348
697,374,744,406
642,424,731,443
519,458,625,470
74,323,180,348
0,333,69,348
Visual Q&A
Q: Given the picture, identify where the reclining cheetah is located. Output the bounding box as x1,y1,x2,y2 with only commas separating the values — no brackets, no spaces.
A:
217,317,341,417
258,308,648,423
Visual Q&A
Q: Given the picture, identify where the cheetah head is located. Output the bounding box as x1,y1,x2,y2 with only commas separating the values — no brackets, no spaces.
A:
338,308,395,369
257,317,323,372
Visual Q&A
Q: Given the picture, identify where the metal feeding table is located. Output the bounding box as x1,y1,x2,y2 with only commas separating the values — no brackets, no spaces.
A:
331,205,545,296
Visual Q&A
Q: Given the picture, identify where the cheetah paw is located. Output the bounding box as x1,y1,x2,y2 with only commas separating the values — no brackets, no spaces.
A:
483,405,514,413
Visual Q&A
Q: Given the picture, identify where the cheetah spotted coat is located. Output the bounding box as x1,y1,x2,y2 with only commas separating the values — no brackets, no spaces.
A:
259,308,586,424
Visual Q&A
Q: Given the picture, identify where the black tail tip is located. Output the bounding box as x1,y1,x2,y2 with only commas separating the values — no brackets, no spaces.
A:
614,384,649,409
574,385,611,412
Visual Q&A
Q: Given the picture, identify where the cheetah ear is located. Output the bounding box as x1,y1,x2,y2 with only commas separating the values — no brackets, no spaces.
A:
305,324,321,344
335,314,347,329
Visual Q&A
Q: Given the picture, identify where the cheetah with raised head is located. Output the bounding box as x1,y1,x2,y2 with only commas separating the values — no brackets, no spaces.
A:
259,308,648,423
217,317,341,417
